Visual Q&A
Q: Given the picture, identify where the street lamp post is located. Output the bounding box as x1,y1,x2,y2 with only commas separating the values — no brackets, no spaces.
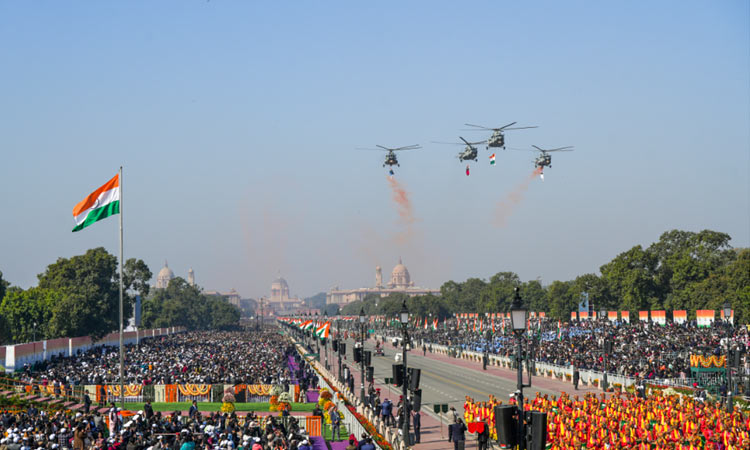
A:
399,300,411,447
724,301,733,413
337,317,343,381
359,307,367,404
510,288,529,450
315,312,321,362
324,311,330,370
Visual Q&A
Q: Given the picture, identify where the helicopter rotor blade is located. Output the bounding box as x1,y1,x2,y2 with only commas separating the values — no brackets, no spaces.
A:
459,136,471,145
431,141,462,145
537,146,574,152
392,145,422,151
503,126,538,131
356,147,389,151
497,122,517,130
463,123,491,130
531,145,544,152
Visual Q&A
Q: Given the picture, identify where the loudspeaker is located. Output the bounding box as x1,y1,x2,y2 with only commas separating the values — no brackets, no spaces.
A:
411,389,422,411
392,364,404,386
366,366,374,382
364,350,372,367
332,339,339,352
408,368,421,391
529,411,547,450
339,343,346,355
354,347,362,363
494,405,517,447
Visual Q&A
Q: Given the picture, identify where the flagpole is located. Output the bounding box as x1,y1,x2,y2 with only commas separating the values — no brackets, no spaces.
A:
119,166,124,409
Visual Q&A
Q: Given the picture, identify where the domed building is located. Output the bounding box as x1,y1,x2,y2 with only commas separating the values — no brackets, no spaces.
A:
155,261,175,289
327,258,439,306
267,275,304,313
389,257,413,289
271,277,290,300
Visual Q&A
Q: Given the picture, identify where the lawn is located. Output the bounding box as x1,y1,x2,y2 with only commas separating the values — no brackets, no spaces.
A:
121,402,316,413
322,422,349,442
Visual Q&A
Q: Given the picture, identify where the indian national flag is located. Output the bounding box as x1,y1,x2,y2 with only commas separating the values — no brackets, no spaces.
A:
489,154,496,165
432,318,438,331
314,322,330,340
72,174,120,232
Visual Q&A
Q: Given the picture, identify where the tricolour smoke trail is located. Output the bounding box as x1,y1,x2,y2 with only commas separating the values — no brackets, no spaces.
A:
494,167,543,227
387,176,415,225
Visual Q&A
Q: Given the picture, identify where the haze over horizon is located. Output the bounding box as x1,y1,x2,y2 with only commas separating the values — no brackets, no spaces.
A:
1,1,748,300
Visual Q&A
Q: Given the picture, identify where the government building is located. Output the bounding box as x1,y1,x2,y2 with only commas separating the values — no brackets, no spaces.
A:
265,276,304,313
326,258,440,306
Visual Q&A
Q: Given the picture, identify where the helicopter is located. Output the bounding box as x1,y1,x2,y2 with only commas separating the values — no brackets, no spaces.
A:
463,122,538,149
529,145,574,169
432,137,484,162
358,144,421,168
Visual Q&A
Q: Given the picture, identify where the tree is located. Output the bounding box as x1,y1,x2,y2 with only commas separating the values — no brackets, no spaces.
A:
571,274,612,312
141,277,240,330
478,272,519,313
210,300,241,330
0,287,58,343
648,230,735,311
599,245,659,313
721,248,750,325
124,258,152,299
0,270,9,303
547,280,575,320
520,279,547,313
37,247,124,340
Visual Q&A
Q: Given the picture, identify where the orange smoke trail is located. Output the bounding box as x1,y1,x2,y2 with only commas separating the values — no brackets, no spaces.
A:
494,167,543,227
386,176,415,225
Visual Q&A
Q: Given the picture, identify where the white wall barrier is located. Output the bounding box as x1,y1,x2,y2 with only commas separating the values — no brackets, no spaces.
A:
2,327,186,373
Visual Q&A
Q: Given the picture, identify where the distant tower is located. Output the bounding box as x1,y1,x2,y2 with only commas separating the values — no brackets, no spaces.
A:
156,260,175,289
188,267,195,287
375,266,383,288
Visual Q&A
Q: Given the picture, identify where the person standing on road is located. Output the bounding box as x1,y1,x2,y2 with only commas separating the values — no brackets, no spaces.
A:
477,420,489,450
381,398,393,427
412,410,421,444
448,418,467,450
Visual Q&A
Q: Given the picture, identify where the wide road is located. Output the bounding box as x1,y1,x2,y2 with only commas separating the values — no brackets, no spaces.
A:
328,335,587,421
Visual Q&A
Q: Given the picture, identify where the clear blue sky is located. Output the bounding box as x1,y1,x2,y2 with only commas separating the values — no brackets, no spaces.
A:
1,1,748,300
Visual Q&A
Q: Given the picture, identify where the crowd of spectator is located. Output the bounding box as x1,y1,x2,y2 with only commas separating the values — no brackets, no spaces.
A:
16,331,294,387
0,402,310,450
384,319,750,381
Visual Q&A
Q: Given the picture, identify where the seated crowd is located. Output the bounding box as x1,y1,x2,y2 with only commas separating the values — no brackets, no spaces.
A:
0,403,311,450
400,320,749,380
15,331,294,388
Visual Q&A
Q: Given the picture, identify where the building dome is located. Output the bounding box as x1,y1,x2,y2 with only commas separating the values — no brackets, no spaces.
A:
156,261,175,289
390,258,411,288
271,276,290,301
